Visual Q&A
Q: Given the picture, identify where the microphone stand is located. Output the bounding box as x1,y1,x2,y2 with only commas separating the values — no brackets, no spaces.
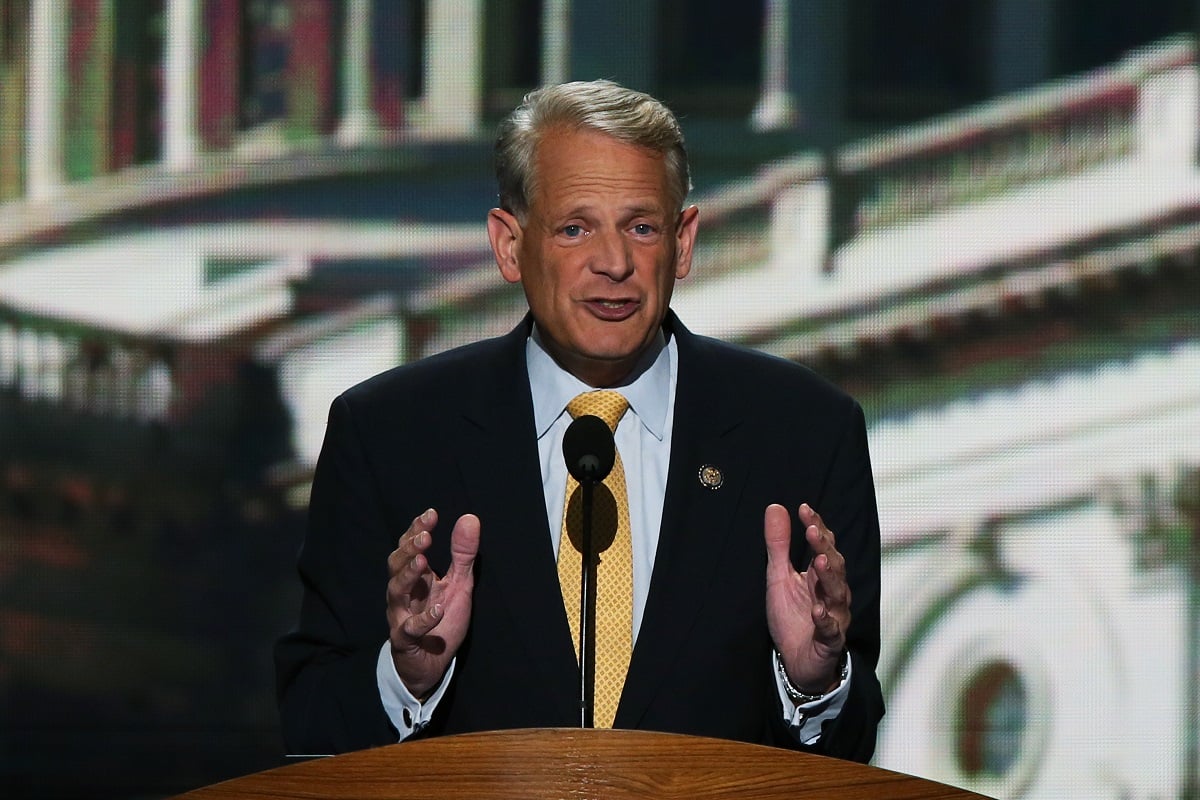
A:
562,413,613,730
578,477,596,729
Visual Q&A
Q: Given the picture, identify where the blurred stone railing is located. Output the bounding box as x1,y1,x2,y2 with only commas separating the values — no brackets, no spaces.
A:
836,35,1196,240
0,310,174,422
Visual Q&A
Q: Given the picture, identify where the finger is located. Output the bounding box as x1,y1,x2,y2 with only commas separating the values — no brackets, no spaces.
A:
388,519,440,605
799,503,837,556
811,559,851,612
402,508,438,549
390,507,438,568
810,559,852,650
389,535,427,574
388,537,435,593
399,602,445,642
798,502,825,530
811,585,849,642
810,601,846,649
387,551,433,606
446,513,481,579
763,504,794,583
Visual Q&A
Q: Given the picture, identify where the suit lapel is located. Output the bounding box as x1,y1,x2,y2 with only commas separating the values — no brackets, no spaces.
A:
616,318,751,726
453,320,581,721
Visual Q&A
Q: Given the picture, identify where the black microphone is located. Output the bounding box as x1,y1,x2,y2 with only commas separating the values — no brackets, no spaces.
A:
563,414,615,483
561,413,615,728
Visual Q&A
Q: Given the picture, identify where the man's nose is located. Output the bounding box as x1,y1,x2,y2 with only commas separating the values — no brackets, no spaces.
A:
589,230,634,280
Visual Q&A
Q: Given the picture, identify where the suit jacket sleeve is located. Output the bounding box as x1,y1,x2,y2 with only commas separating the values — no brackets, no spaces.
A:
274,393,401,754
801,399,884,762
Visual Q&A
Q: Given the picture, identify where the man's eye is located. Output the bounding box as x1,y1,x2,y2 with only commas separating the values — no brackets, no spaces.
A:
562,224,584,237
632,224,655,235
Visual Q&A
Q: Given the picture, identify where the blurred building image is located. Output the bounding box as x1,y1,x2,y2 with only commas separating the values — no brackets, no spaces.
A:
2,1,1200,797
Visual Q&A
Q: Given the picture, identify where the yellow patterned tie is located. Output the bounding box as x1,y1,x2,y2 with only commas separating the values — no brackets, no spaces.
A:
557,390,633,728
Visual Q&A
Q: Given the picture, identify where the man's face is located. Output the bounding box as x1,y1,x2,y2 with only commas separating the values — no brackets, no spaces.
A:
488,126,698,387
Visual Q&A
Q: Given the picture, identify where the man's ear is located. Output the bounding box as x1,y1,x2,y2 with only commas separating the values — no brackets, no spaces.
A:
487,208,523,284
673,204,699,280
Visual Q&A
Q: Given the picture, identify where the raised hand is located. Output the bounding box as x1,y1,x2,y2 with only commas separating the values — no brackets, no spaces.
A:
764,503,850,694
386,508,480,699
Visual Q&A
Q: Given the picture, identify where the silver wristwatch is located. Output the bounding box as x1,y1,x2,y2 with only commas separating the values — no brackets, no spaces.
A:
777,649,849,705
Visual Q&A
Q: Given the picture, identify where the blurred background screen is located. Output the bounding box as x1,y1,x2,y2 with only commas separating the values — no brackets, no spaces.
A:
2,1,1199,797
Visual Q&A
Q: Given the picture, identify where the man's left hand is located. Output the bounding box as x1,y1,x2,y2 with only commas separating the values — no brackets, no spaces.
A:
764,503,850,695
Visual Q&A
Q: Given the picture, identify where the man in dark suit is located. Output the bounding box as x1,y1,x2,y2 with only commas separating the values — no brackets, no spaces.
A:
275,80,884,761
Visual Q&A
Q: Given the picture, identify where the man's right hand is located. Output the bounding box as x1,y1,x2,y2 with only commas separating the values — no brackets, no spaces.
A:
386,509,480,699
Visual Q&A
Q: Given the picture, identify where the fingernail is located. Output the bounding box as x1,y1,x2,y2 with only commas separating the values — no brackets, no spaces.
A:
420,508,435,525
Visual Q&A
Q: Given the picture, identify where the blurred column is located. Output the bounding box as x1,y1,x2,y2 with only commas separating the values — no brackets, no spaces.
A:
786,0,846,145
568,0,657,90
288,0,338,136
17,327,41,400
63,0,112,181
752,0,797,131
1176,468,1200,799
0,2,30,199
1137,64,1200,165
991,0,1054,94
1182,468,1200,800
370,1,408,131
1196,0,1200,165
0,323,16,388
198,0,241,149
39,331,65,402
337,0,379,144
541,0,570,87
424,0,483,136
27,0,67,200
164,0,201,169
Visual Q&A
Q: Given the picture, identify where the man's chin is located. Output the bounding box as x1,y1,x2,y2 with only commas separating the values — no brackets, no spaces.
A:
580,342,649,366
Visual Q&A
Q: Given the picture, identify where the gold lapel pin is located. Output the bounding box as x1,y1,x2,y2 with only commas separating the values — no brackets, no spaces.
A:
698,464,724,490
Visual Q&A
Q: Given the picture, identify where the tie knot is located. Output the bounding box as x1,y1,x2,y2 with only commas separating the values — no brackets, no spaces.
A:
567,390,629,432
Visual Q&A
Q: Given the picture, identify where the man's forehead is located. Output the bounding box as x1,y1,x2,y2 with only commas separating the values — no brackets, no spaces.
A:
530,131,671,214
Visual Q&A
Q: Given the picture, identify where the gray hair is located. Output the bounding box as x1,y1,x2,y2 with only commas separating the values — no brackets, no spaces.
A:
494,79,692,220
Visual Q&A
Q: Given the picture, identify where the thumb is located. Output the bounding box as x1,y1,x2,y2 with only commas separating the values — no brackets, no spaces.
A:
447,513,481,577
763,504,794,583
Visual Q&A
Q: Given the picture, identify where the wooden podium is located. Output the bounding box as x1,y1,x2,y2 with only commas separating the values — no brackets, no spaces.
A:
172,728,991,799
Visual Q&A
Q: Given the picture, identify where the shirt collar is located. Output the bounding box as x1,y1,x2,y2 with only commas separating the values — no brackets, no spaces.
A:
527,324,673,442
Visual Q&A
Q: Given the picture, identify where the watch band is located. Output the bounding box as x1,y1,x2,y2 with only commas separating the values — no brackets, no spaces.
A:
777,649,849,705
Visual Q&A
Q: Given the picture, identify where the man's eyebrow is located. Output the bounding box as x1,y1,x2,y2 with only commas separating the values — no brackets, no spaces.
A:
548,201,667,220
625,203,665,216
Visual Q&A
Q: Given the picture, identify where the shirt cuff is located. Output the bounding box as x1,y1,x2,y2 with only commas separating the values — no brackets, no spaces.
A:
772,649,852,745
376,642,455,740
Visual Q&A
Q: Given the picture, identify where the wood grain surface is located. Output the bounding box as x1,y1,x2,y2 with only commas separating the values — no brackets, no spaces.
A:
172,728,992,800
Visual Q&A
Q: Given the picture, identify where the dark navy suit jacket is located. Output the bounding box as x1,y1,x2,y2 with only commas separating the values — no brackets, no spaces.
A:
275,312,884,760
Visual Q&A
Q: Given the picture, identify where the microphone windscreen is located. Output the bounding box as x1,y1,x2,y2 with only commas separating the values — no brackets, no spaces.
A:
562,415,615,482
